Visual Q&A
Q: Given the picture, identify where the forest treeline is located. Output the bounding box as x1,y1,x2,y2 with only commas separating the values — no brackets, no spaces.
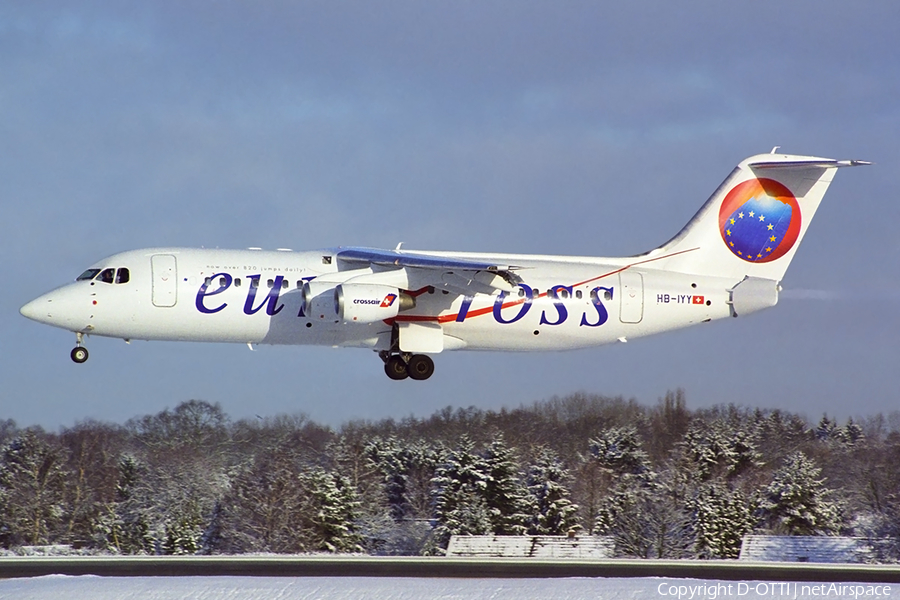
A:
1,390,899,560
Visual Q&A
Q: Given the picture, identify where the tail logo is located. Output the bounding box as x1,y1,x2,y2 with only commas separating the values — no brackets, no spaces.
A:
380,294,398,308
719,178,801,263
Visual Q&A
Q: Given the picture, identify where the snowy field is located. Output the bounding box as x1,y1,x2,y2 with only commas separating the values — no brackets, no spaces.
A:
0,576,893,600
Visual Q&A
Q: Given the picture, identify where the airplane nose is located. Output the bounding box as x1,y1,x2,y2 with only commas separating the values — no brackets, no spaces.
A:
21,284,95,332
20,296,52,323
19,298,47,321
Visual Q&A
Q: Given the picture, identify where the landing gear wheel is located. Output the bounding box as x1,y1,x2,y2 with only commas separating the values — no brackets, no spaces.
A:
384,355,409,380
70,346,89,364
407,354,435,381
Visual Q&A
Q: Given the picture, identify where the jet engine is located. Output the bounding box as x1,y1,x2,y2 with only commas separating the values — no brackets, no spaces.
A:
301,281,339,319
335,283,415,324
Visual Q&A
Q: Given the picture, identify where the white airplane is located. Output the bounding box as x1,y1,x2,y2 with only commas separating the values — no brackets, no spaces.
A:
21,151,868,381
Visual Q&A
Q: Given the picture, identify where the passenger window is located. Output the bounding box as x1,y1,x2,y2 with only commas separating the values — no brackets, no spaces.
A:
219,277,228,288
267,279,274,288
97,268,115,284
235,278,242,287
251,279,259,289
115,268,130,284
77,268,101,281
282,280,288,289
297,280,303,289
575,290,583,299
532,289,540,299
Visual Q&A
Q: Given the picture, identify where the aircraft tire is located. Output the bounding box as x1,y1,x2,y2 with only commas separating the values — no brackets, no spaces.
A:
385,355,409,380
70,347,89,364
407,354,434,381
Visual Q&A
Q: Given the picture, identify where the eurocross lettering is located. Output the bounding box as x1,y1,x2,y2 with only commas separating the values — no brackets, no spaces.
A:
243,274,285,316
196,276,614,327
492,284,614,327
195,272,284,316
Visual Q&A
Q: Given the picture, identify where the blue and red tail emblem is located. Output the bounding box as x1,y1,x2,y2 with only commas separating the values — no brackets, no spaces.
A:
719,178,801,263
380,294,398,308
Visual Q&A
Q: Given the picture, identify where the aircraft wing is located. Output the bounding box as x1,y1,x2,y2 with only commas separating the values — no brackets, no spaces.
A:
335,246,524,294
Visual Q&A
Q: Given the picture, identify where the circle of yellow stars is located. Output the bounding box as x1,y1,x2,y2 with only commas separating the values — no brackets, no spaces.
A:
724,211,778,258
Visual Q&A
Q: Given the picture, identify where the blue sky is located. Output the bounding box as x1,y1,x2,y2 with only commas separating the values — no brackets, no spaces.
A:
3,2,899,429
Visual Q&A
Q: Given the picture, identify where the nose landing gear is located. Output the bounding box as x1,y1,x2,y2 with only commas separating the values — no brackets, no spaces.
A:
379,351,435,381
70,332,89,364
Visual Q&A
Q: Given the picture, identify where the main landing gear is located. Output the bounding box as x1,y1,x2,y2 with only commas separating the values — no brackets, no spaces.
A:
70,332,89,364
380,351,435,381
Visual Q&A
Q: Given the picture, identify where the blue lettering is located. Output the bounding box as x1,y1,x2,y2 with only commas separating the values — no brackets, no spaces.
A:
243,274,285,316
581,286,613,327
195,272,232,314
540,285,571,326
456,296,474,322
493,284,533,324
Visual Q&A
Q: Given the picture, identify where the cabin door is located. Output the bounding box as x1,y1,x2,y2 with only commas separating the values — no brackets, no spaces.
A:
618,271,643,324
151,254,178,307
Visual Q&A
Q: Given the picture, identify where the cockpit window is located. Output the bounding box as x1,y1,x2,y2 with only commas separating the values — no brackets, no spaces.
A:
115,268,130,284
77,268,101,281
98,268,115,284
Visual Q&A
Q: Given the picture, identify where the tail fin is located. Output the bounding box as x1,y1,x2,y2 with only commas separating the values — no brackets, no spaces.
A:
646,152,869,282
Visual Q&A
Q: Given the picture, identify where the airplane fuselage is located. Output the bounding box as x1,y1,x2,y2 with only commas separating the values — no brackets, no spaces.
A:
25,246,734,352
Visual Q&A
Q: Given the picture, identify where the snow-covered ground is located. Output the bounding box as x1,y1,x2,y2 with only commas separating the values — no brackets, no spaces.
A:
0,576,893,600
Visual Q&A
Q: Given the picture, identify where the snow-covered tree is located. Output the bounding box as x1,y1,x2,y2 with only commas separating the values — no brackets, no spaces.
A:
126,400,230,455
524,447,580,535
815,415,837,442
298,467,363,553
431,435,535,548
760,452,843,535
0,430,68,546
689,483,756,558
678,420,762,482
365,436,410,520
861,500,900,562
431,436,492,549
95,454,153,554
594,471,691,559
365,436,439,522
589,427,689,557
216,447,307,553
841,418,865,447
589,426,650,476
163,499,204,555
122,400,233,554
482,436,531,536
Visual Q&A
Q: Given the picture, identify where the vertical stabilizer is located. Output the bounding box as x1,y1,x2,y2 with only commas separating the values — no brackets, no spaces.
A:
646,153,868,282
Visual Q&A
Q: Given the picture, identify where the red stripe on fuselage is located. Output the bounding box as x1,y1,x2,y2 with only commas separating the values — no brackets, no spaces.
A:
389,247,699,324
